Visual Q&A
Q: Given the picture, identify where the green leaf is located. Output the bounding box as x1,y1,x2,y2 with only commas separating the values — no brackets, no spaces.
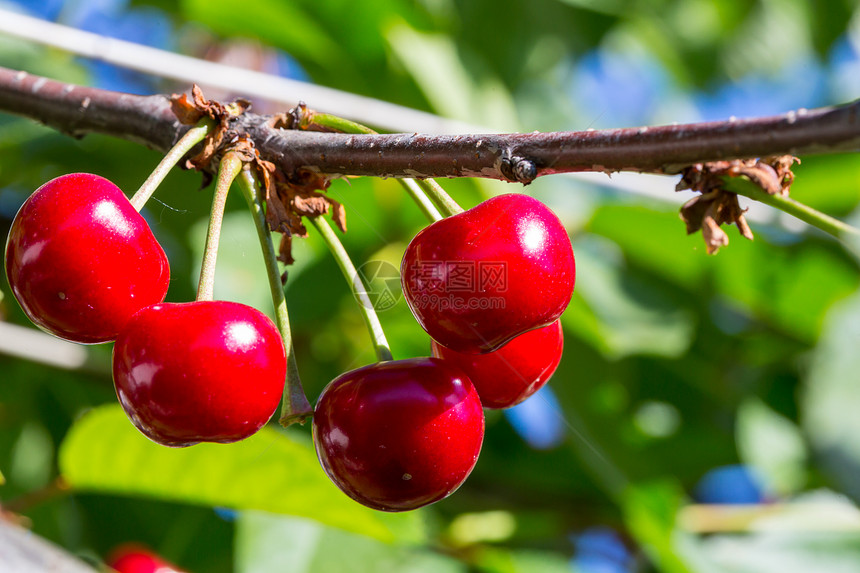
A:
9,421,54,488
621,480,696,573
789,153,860,216
802,288,860,501
386,23,520,130
59,405,425,544
563,235,696,359
471,547,571,573
587,204,707,289
552,0,625,16
736,398,807,496
236,511,463,573
713,240,859,341
180,0,344,71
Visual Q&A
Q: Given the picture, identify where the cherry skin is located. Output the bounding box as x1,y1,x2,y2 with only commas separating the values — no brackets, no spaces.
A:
401,193,575,353
431,319,563,409
4,173,169,344
112,301,286,447
107,544,183,573
313,358,484,511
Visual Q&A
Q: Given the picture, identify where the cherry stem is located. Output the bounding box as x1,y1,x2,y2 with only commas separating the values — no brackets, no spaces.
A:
237,169,313,426
722,176,860,239
129,118,214,211
302,111,450,222
309,216,394,363
196,151,242,302
415,178,464,218
401,178,443,222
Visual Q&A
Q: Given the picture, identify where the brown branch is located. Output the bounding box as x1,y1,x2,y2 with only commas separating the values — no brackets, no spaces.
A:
1,66,858,184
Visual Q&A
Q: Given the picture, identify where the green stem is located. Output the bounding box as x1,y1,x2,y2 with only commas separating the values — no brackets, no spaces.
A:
309,216,394,363
400,178,443,222
237,169,312,425
130,118,213,211
416,178,464,218
723,176,860,239
309,112,376,135
196,152,242,302
303,111,454,221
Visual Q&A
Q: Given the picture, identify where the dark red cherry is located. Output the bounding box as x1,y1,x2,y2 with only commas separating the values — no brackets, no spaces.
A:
4,173,169,344
431,319,563,409
107,544,183,573
401,193,575,353
112,301,286,447
313,358,484,511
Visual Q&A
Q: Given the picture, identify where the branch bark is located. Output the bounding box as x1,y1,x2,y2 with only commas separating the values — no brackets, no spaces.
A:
1,66,858,184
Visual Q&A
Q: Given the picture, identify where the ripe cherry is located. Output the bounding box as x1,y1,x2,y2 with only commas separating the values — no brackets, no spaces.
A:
401,193,575,353
112,301,286,447
107,544,183,573
313,358,484,511
431,319,563,409
5,173,170,344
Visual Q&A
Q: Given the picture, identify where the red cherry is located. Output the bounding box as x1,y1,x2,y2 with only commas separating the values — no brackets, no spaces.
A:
112,301,286,447
431,319,563,409
313,358,484,511
107,544,183,573
401,193,575,353
4,173,169,344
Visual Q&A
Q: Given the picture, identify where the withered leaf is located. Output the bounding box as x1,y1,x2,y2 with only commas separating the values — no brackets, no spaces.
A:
170,92,205,125
330,199,347,233
702,212,729,255
676,155,798,254
168,88,348,267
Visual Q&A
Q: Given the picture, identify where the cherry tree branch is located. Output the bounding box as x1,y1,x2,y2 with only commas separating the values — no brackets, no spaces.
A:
0,66,858,184
0,8,475,134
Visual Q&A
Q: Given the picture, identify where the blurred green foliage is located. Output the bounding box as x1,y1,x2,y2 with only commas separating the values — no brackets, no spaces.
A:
1,0,860,572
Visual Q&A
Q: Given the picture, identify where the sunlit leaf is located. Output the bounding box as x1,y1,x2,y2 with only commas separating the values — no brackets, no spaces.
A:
470,546,571,573
59,405,425,544
621,480,696,573
236,511,463,573
736,398,807,496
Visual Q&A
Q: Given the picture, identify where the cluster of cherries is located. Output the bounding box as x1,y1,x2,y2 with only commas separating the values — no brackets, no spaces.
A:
313,193,576,511
5,173,575,513
4,173,287,446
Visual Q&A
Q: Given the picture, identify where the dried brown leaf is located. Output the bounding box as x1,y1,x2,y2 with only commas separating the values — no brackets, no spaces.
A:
278,234,295,266
702,214,729,254
330,199,347,233
170,92,205,125
168,88,349,266
676,155,800,253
